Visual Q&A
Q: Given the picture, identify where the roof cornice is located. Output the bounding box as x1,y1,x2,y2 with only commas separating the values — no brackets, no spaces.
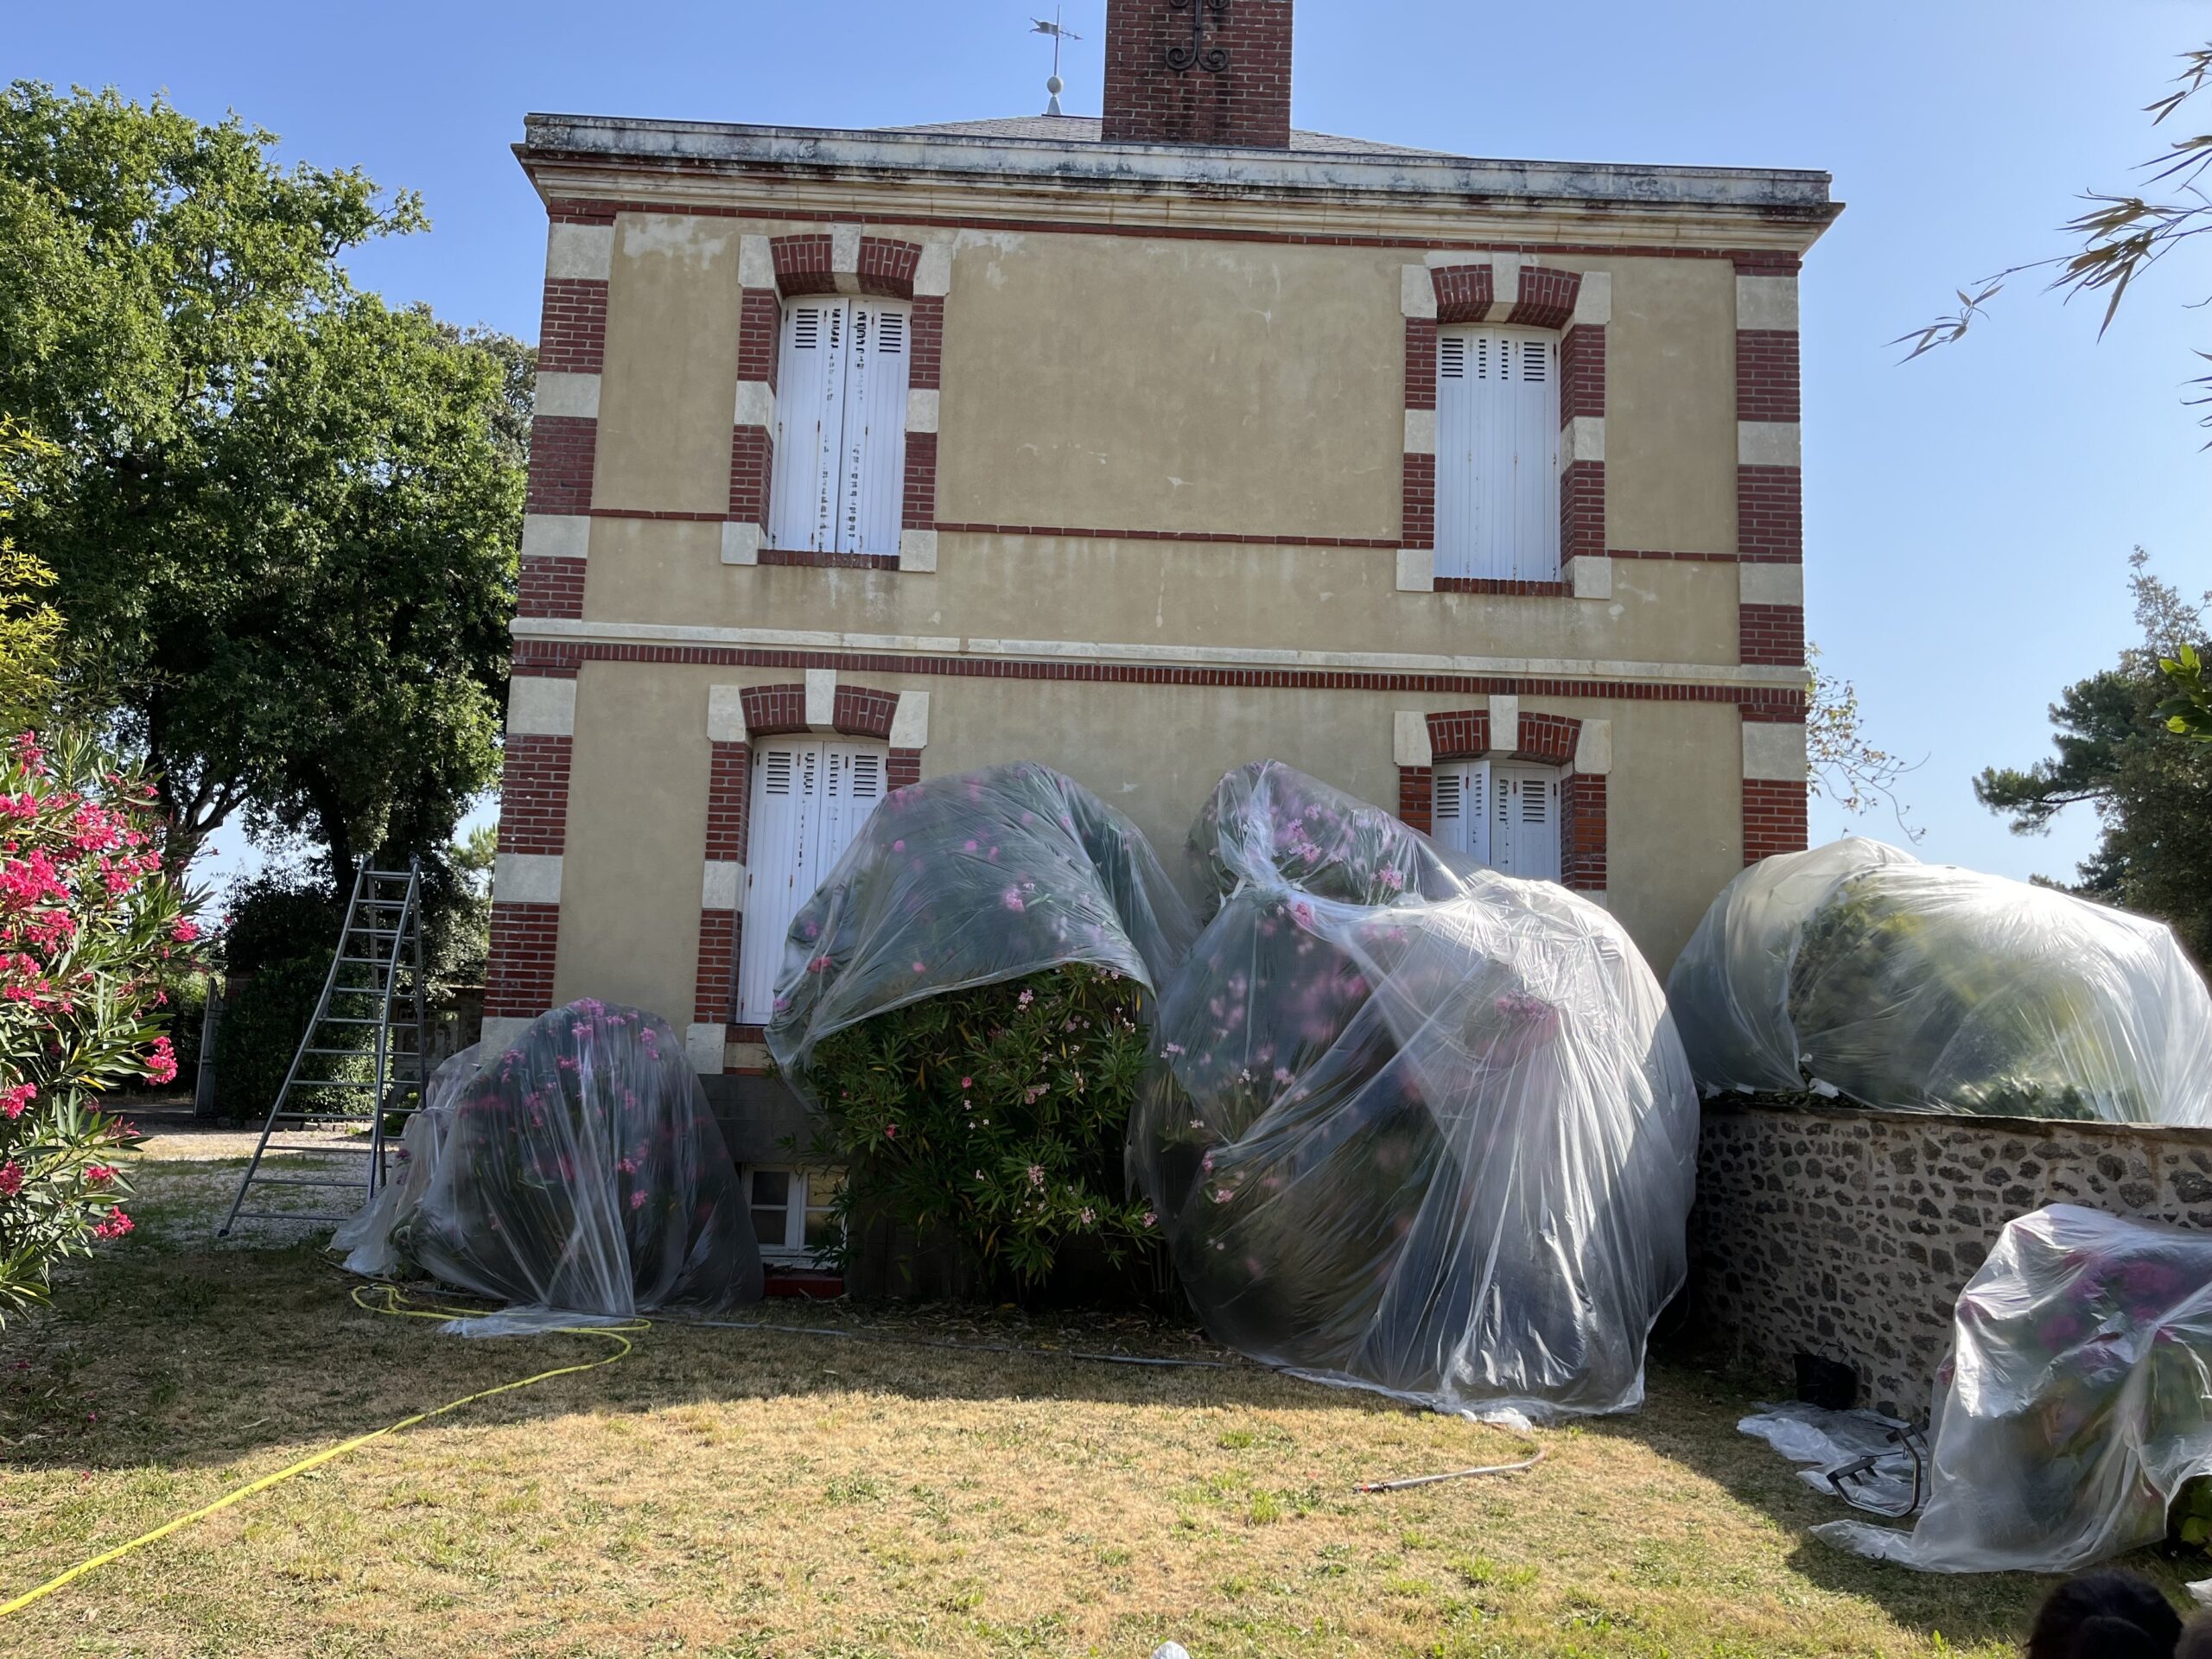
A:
516,114,1842,253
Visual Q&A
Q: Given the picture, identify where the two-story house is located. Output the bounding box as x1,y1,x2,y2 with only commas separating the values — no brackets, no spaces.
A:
486,0,1838,1256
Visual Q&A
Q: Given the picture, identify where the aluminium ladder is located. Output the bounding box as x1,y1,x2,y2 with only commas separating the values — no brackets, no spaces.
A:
218,859,429,1237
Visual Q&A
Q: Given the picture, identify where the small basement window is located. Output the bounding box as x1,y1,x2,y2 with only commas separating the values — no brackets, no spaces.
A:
744,1165,844,1264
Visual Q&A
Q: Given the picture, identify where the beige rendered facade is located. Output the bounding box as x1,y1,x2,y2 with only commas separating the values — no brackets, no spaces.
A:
486,67,1838,1132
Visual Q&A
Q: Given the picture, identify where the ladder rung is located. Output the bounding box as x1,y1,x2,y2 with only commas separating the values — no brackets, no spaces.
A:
226,1211,359,1225
245,1175,369,1189
260,1142,378,1154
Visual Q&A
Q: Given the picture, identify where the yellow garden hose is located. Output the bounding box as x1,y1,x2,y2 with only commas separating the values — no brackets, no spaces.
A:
0,1285,643,1621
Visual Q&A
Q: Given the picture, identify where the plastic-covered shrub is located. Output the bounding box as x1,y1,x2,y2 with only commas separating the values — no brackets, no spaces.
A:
1820,1205,2212,1573
1668,838,2212,1122
768,762,1194,1082
394,1001,761,1318
1129,761,1699,1419
332,1042,480,1279
768,764,1195,1293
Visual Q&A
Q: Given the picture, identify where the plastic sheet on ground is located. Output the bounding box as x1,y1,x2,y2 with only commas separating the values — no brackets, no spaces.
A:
1668,837,2212,1122
1818,1204,2212,1573
766,762,1196,1091
332,1042,481,1277
1739,1401,1923,1516
1128,761,1700,1421
391,1001,761,1323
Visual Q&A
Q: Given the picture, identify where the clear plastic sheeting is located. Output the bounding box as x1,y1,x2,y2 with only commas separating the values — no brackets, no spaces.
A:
1128,761,1699,1421
1820,1205,2212,1573
332,1042,482,1278
1668,837,2212,1122
1739,1401,1924,1516
767,762,1196,1091
394,1001,761,1320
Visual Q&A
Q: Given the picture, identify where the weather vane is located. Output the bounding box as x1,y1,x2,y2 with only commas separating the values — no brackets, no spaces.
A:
1031,8,1082,117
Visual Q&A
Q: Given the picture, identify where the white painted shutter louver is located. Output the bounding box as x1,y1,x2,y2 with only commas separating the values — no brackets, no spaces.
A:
1491,764,1562,882
769,303,849,553
843,304,912,557
737,741,892,1021
1433,761,1491,866
737,742,811,1021
1434,327,1560,581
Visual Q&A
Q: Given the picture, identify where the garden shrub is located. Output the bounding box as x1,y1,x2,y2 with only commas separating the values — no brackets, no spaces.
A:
216,953,368,1123
795,963,1161,1296
767,763,1196,1300
0,729,201,1319
1669,837,2212,1122
1129,760,1698,1419
393,1001,759,1318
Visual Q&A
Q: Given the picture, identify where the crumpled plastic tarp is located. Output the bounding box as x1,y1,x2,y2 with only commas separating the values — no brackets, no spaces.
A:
1128,761,1700,1420
1668,837,2212,1122
1819,1204,2212,1573
332,1041,480,1278
393,1001,761,1322
1738,1400,1924,1516
766,762,1196,1092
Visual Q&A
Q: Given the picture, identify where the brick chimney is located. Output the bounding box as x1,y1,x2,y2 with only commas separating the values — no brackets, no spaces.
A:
1100,0,1294,149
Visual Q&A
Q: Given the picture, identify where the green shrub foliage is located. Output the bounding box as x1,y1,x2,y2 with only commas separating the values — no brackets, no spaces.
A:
797,964,1161,1295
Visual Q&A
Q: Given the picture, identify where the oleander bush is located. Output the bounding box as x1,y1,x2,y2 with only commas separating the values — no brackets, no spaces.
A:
0,728,201,1318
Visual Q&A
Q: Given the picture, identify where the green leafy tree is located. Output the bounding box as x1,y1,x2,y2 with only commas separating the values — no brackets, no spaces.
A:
0,418,62,731
1976,553,2212,960
0,83,526,889
2156,643,2212,739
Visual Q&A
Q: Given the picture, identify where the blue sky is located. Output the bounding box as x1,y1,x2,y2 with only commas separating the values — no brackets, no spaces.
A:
13,0,2211,892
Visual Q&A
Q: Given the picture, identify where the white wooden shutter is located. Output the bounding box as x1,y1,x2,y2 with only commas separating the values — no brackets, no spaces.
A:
769,302,850,553
737,742,816,1020
817,745,887,878
738,741,892,1020
1432,761,1491,865
1493,764,1560,882
841,305,912,557
1436,327,1560,581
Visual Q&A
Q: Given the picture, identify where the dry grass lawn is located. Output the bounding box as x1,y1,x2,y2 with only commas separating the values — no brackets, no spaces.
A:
0,1122,2194,1657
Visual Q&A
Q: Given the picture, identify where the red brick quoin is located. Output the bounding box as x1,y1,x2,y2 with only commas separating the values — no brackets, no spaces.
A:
1394,709,1606,892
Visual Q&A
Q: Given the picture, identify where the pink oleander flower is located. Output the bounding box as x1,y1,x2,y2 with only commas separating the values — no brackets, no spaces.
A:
1001,887,1024,913
1079,1208,1095,1226
0,1082,33,1120
143,1036,178,1086
0,1162,21,1198
1378,868,1404,891
628,1191,646,1211
1142,1211,1157,1228
92,1209,134,1240
960,1077,972,1090
85,1165,116,1185
885,1123,899,1139
1027,1164,1045,1187
1017,989,1033,1007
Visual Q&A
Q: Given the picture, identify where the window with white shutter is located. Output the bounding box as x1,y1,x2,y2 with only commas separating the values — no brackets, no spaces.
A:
769,298,911,557
1435,326,1560,581
1433,760,1559,880
736,739,891,1022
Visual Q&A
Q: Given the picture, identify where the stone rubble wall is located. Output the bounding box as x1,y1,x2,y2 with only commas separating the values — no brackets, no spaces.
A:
1690,1098,2212,1419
